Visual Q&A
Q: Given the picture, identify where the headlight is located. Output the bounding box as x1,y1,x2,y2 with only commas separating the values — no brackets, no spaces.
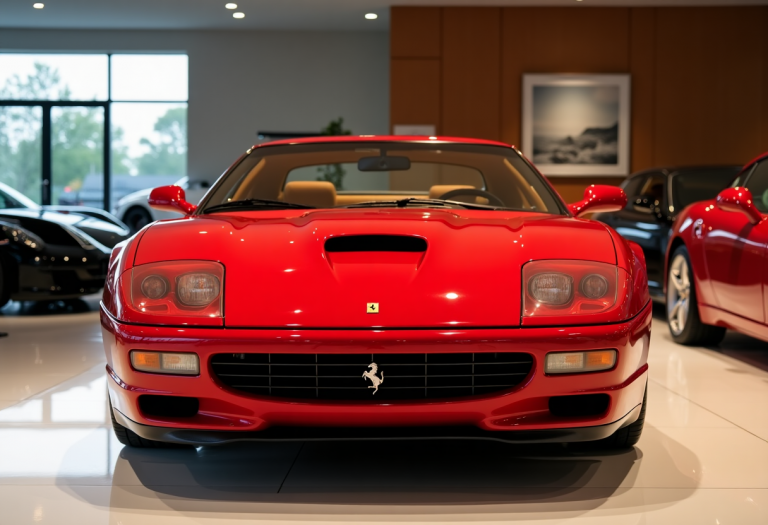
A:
177,273,221,306
128,260,224,320
528,273,573,305
523,260,618,318
0,222,46,251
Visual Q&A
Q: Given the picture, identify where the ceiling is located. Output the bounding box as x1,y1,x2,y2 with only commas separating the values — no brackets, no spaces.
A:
2,0,767,31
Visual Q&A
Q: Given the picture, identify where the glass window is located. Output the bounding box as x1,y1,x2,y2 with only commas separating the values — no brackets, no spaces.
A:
620,175,644,199
745,161,768,213
205,143,563,213
0,106,42,204
110,55,188,101
671,167,740,210
0,53,188,210
0,54,108,101
52,106,105,207
640,175,665,203
285,163,485,193
111,102,187,206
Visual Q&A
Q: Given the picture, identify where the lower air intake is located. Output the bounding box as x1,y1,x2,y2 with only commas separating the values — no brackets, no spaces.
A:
211,352,533,401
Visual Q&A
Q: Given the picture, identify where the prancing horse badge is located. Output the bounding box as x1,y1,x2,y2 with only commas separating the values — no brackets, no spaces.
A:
366,302,379,314
362,362,384,394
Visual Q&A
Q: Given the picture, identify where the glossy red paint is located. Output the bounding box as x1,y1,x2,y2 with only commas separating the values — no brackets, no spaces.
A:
102,137,651,442
256,135,514,150
568,185,628,217
716,187,762,224
102,303,650,433
666,152,768,339
148,185,197,215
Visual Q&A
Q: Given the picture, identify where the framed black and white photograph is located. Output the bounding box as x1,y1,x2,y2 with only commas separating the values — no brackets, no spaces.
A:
522,74,630,176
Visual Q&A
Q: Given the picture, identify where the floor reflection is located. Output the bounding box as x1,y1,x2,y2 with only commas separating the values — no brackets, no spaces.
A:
0,295,100,317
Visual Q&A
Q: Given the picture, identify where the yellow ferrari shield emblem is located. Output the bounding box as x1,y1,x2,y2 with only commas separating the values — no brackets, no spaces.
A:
367,303,379,314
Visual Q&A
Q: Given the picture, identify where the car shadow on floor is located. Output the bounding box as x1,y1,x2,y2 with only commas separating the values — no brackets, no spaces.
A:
93,426,698,517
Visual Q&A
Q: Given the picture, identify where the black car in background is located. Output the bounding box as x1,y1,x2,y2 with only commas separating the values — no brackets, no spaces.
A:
594,166,741,302
0,182,131,309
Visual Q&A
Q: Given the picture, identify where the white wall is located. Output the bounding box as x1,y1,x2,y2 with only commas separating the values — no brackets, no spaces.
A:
0,29,390,183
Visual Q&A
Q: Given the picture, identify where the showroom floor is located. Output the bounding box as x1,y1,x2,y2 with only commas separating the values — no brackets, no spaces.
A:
0,299,766,524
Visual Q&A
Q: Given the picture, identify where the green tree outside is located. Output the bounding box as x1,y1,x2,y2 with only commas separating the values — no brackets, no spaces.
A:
0,62,186,205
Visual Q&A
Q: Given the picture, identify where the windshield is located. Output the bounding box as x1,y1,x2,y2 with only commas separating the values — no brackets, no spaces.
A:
200,142,564,214
671,167,741,209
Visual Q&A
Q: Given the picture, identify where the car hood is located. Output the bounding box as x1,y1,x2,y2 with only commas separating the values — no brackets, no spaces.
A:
134,209,617,328
0,208,129,248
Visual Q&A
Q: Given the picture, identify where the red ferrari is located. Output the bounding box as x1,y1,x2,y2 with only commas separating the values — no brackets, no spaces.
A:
666,152,768,345
101,136,651,449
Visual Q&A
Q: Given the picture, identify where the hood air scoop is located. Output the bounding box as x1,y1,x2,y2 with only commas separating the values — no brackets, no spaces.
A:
325,235,427,253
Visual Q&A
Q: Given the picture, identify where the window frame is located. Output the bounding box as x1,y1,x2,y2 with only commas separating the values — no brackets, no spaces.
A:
0,52,188,210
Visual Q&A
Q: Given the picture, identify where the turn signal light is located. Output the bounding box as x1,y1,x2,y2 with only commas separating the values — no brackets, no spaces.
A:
131,351,200,375
523,260,618,318
129,260,224,319
545,350,617,374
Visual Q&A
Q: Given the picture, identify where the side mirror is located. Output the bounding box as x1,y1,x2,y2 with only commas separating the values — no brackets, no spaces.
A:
568,185,627,218
148,185,197,215
716,187,762,225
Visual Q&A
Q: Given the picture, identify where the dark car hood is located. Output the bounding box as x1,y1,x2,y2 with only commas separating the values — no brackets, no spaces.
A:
0,208,128,249
134,209,617,328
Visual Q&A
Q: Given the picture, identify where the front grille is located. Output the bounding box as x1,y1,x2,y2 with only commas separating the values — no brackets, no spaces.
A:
210,353,534,401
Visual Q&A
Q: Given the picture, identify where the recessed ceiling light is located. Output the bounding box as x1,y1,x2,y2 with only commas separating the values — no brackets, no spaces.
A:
233,12,245,19
33,2,44,8
365,13,378,20
225,3,237,9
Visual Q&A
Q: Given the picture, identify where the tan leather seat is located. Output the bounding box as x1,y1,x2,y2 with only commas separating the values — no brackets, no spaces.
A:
429,184,477,203
283,181,336,208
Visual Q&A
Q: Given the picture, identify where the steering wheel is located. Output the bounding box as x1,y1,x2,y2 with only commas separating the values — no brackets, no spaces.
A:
438,188,506,207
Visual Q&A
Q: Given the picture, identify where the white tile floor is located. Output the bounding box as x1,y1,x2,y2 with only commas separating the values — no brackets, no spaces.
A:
0,299,766,524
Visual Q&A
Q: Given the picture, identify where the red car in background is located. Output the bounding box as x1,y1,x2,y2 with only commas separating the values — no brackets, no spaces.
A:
101,136,650,450
666,152,768,345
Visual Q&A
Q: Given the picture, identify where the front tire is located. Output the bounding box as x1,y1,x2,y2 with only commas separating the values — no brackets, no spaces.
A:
666,245,726,345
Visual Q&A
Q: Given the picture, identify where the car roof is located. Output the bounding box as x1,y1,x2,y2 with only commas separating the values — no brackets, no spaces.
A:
253,135,515,149
627,165,742,178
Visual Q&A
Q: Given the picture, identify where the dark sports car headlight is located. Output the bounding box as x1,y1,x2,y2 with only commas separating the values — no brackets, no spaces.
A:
523,260,618,318
0,222,45,251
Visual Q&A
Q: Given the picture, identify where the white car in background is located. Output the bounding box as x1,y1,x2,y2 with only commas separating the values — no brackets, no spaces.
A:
112,177,211,234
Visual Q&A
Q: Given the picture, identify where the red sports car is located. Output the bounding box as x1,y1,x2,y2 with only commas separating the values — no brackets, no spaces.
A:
666,152,768,345
101,136,651,449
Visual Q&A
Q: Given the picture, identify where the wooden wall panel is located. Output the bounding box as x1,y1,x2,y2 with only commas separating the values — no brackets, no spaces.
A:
629,8,655,171
655,7,764,165
391,5,768,201
390,59,441,133
441,8,501,141
762,7,768,153
500,8,630,148
391,7,441,58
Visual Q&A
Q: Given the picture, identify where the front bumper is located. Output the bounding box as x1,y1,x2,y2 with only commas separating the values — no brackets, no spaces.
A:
102,301,651,444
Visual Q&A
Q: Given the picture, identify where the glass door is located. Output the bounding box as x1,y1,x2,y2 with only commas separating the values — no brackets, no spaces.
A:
51,106,105,208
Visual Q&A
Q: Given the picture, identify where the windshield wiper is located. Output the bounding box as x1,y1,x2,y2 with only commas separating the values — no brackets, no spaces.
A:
203,199,315,213
342,198,499,211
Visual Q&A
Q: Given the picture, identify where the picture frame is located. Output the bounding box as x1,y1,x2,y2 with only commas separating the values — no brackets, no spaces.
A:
522,74,631,176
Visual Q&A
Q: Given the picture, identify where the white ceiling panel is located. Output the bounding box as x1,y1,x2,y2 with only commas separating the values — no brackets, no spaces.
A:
1,0,767,31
